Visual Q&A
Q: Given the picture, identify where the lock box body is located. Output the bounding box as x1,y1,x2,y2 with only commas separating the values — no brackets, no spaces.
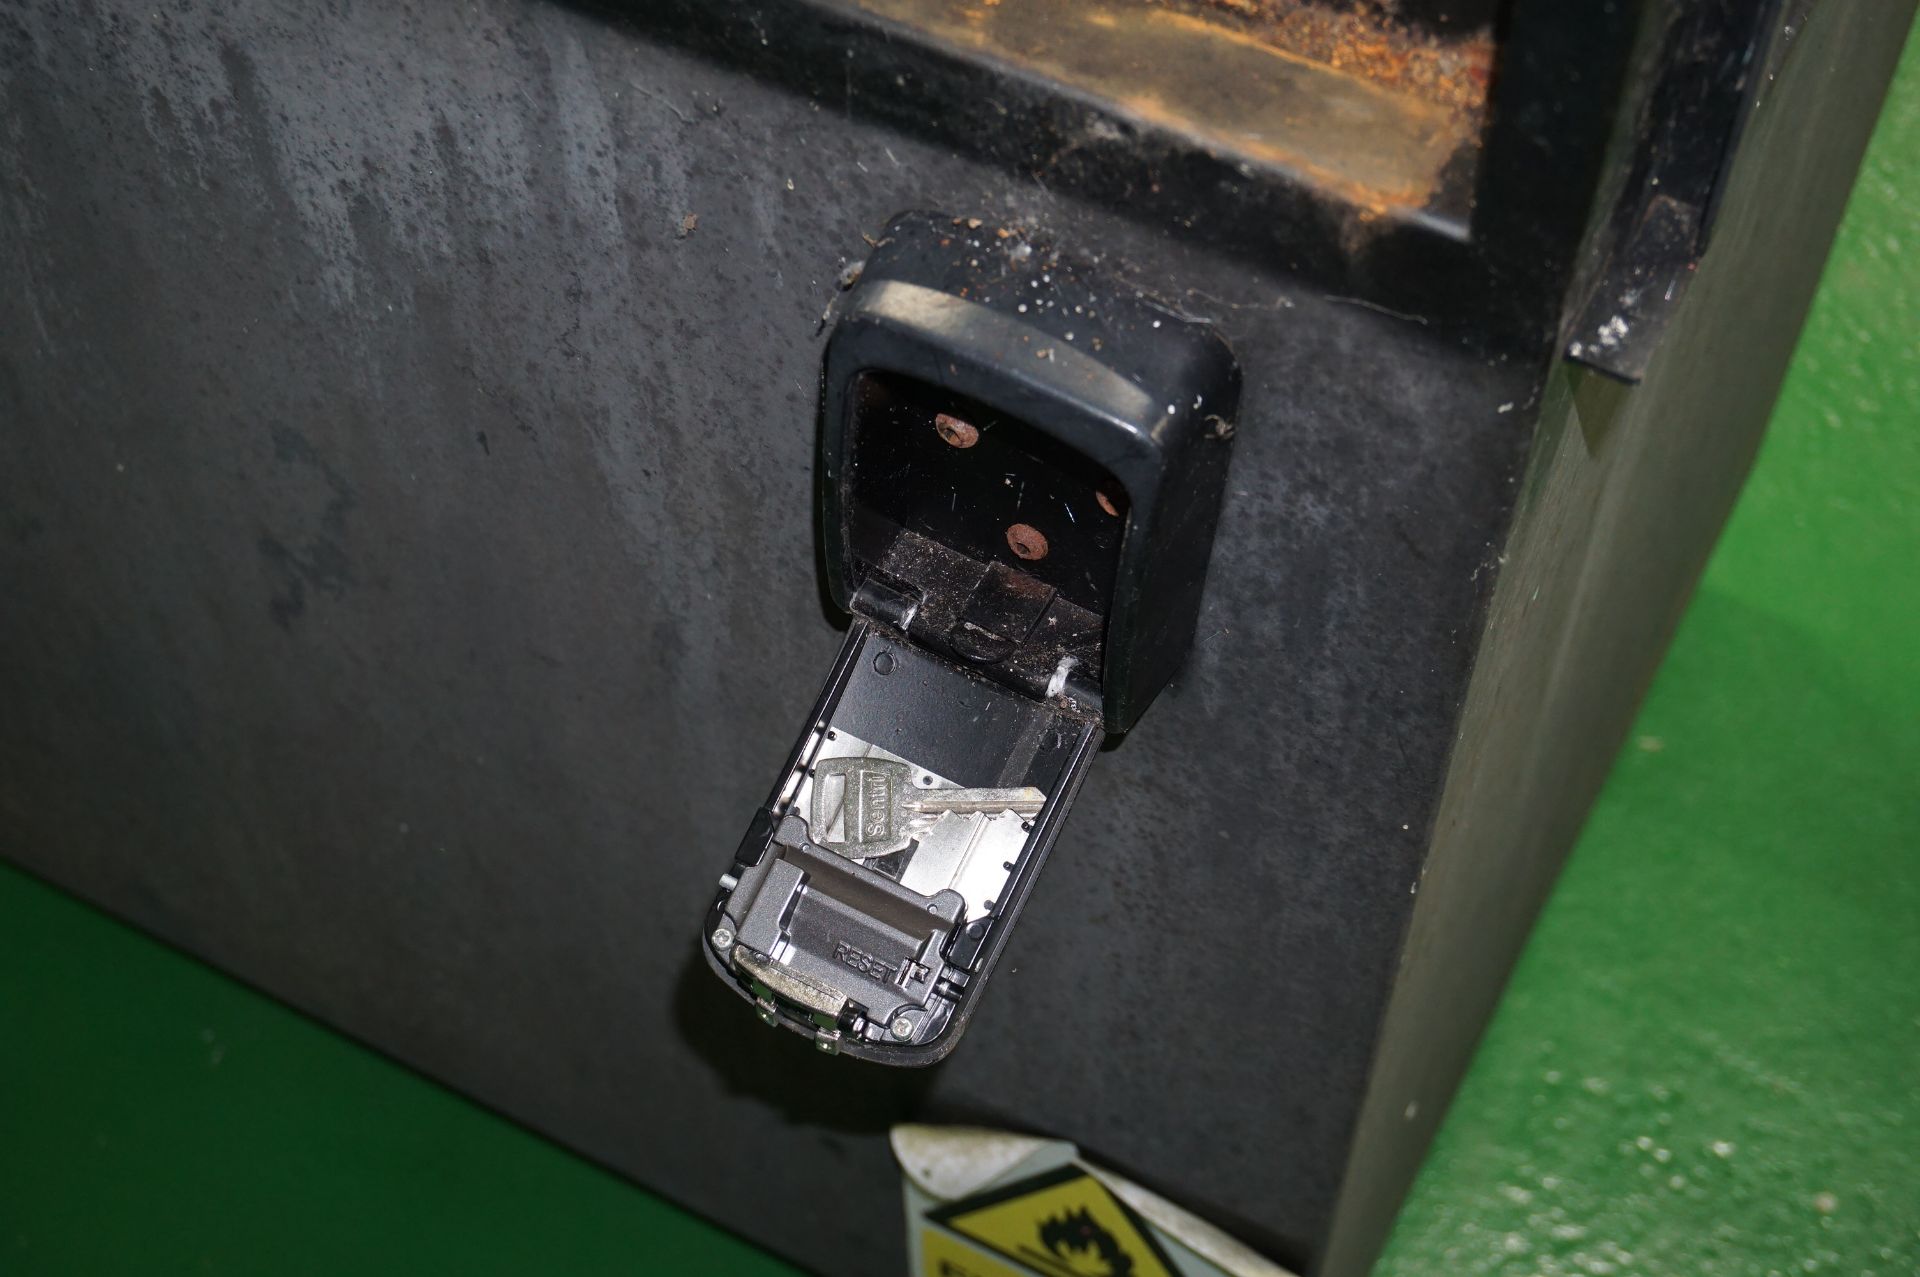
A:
702,214,1240,1060
1,1,1911,1274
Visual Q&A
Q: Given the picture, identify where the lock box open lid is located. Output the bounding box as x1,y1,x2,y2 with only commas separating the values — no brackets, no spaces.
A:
822,211,1241,735
702,212,1239,1062
706,620,1102,1062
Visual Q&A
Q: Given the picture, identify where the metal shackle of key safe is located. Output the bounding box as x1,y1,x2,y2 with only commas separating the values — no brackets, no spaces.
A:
700,211,1241,1062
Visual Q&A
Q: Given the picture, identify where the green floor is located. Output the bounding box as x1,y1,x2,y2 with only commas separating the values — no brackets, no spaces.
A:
4,38,1917,1277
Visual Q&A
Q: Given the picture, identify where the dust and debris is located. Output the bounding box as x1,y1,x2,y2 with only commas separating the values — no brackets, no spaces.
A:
676,213,699,239
1044,655,1077,698
1146,0,1494,115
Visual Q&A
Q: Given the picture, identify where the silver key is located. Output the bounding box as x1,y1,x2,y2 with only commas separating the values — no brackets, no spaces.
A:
808,757,1044,858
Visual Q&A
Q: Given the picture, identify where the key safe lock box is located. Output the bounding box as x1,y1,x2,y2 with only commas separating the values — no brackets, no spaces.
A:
702,212,1240,1061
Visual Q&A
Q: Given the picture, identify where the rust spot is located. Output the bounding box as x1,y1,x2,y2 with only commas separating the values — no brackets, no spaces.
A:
934,413,980,448
1006,523,1049,560
853,0,1493,224
1151,1,1494,116
1095,486,1122,517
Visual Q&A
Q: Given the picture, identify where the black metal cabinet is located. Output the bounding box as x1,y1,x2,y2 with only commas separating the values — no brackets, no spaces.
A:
1,1,1909,1273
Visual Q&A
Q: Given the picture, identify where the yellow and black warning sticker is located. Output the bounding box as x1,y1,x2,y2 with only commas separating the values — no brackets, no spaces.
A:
928,1166,1178,1277
919,1227,1032,1277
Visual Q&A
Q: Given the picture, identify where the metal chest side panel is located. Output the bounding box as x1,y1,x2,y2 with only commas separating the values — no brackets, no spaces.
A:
1,0,1534,1272
1322,5,1920,1274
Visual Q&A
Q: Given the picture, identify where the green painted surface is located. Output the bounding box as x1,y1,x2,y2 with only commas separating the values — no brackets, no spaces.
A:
2,33,1915,1277
0,866,798,1276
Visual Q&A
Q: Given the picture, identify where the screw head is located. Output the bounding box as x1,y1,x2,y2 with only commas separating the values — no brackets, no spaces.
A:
933,413,979,448
890,1016,916,1040
1006,522,1048,560
711,926,735,950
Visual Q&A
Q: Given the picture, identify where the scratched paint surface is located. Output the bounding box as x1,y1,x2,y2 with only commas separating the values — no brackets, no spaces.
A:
1,25,1915,1277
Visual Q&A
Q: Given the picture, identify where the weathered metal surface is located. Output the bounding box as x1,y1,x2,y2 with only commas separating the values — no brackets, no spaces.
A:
847,0,1489,215
0,2,1530,1269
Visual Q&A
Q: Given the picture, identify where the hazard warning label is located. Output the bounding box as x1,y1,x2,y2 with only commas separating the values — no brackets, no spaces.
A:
918,1227,1031,1277
927,1166,1178,1277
